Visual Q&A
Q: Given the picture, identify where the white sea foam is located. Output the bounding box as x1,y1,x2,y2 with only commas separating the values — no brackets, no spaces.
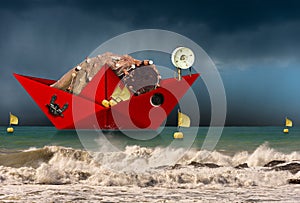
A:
0,143,298,189
246,143,300,167
23,147,39,152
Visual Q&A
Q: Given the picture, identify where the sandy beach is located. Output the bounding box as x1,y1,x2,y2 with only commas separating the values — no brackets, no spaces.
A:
1,184,300,202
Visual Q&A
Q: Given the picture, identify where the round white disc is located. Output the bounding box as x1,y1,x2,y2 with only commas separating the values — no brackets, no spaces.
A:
171,47,195,69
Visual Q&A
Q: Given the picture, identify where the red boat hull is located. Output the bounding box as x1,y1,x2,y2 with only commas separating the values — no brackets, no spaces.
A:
14,66,199,130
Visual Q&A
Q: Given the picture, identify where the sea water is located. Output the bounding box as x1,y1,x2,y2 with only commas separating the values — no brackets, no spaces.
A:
0,126,299,202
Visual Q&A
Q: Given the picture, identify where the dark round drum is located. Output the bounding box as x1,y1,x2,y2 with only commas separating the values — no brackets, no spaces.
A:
122,65,160,95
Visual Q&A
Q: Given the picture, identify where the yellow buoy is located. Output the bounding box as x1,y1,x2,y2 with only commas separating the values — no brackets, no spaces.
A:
7,127,14,133
173,132,184,139
7,112,18,133
283,128,289,133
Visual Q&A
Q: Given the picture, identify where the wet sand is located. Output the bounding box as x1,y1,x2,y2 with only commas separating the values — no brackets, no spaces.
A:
0,184,300,202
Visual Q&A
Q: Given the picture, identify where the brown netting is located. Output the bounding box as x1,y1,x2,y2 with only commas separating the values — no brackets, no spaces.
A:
50,52,160,95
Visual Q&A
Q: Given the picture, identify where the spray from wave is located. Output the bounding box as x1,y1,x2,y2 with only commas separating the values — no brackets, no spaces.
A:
0,143,299,187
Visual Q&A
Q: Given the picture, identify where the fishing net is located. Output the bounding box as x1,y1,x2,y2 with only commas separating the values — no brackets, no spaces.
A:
50,52,160,95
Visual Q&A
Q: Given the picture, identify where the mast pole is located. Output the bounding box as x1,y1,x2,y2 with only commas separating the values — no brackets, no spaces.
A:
9,112,11,127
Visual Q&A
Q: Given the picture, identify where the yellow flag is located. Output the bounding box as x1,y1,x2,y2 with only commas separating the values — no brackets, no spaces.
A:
178,112,190,127
285,117,292,127
10,113,18,125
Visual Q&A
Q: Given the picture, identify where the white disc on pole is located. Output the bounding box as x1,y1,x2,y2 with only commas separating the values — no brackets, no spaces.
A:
171,47,195,69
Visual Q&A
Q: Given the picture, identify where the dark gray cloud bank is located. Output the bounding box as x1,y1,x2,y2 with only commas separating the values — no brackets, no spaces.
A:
0,0,300,126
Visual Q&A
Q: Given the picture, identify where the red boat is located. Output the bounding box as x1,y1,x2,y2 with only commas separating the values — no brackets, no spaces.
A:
14,65,199,130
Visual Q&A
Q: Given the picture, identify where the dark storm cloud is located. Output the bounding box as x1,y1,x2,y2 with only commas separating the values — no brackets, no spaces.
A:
73,0,300,35
70,0,300,68
3,0,300,30
47,0,300,69
0,0,300,125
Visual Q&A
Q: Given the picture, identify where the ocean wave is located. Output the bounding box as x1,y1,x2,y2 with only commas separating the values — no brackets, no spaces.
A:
0,143,299,187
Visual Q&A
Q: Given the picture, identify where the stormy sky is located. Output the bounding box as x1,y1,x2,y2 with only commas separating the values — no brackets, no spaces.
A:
1,0,300,126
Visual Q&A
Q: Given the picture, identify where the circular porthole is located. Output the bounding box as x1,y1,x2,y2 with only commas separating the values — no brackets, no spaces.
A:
150,93,164,107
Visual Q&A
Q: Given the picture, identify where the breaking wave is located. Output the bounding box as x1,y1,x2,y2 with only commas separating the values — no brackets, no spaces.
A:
0,143,299,187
